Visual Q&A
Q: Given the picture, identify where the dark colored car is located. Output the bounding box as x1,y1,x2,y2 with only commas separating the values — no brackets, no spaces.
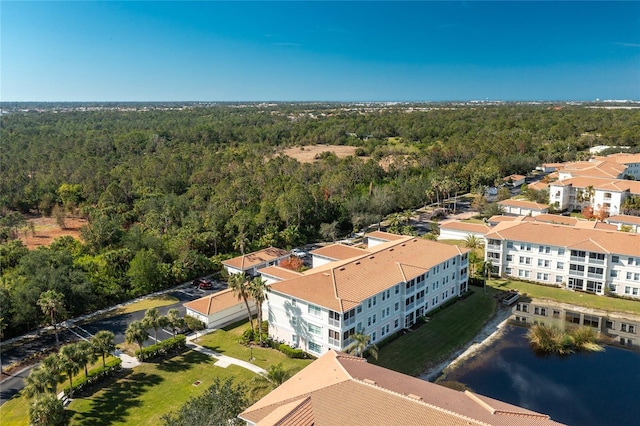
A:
193,278,213,290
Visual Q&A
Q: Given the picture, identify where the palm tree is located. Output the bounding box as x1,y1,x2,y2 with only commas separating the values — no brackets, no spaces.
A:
249,363,292,399
463,235,484,250
40,353,62,394
345,331,379,359
249,277,268,345
229,273,254,334
29,392,65,426
167,308,186,337
125,320,149,361
142,308,162,343
59,343,82,397
23,366,55,399
37,290,66,347
91,330,115,368
482,260,493,294
76,340,97,378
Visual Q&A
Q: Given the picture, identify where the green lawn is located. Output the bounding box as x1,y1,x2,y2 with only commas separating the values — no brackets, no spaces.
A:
197,320,314,373
68,351,255,426
489,279,640,315
373,288,496,377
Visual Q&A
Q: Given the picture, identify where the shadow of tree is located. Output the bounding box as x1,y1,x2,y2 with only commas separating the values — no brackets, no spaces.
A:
70,372,164,426
155,350,211,373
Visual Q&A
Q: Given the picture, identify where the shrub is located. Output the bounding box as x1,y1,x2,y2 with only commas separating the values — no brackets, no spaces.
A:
277,343,307,359
63,357,122,396
136,334,187,361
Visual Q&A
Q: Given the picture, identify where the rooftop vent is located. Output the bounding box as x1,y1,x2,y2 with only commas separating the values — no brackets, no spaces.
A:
369,256,375,259
407,393,422,401
339,267,346,271
355,261,360,265
363,378,376,385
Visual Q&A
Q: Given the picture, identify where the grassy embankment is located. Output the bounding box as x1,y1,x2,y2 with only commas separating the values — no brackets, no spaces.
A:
0,320,312,426
489,279,640,316
374,288,497,377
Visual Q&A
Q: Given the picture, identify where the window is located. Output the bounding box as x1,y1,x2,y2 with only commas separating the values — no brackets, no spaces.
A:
308,324,321,335
565,311,581,324
373,296,377,306
558,248,565,256
571,250,586,258
328,329,340,345
394,319,399,329
308,341,321,354
395,285,400,294
519,256,531,265
589,253,605,262
357,306,362,314
583,315,599,328
612,255,620,264
611,270,618,278
520,243,532,251
606,320,614,330
371,332,376,341
628,257,636,266
506,267,512,275
627,272,633,280
534,307,547,316
557,262,564,270
555,276,563,284
537,259,550,267
308,304,321,316
553,310,560,319
621,323,636,334
506,254,513,262
292,299,297,306
394,302,399,312
507,241,514,248
538,246,550,254
518,269,530,278
536,272,549,281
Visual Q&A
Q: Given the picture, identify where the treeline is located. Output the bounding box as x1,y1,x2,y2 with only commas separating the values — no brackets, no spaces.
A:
0,103,638,339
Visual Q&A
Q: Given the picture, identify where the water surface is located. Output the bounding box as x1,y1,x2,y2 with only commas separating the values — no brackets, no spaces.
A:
446,326,640,426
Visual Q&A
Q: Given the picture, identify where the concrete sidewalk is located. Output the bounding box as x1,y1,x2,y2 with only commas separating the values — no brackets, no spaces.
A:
185,334,266,375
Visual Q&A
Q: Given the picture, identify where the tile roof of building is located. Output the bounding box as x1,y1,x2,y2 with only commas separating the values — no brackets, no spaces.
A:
258,266,305,281
439,221,492,233
183,288,250,315
607,215,640,225
240,350,565,426
485,221,640,256
268,237,469,312
550,176,640,194
497,199,549,210
310,244,369,260
222,247,290,270
366,230,409,241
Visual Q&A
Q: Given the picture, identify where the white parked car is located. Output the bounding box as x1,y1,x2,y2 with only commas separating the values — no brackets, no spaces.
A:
291,248,308,258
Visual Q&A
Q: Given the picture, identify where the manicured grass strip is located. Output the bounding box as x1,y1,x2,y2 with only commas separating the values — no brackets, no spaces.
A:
68,351,255,426
374,289,496,377
0,394,29,426
489,279,640,315
116,295,179,315
197,321,313,373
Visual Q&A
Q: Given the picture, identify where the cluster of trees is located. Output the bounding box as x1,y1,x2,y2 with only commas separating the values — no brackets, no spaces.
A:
23,330,116,425
124,307,188,360
1,103,638,339
228,275,268,345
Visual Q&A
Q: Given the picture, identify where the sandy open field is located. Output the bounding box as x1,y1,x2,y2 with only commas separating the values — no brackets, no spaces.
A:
19,216,87,249
279,144,360,163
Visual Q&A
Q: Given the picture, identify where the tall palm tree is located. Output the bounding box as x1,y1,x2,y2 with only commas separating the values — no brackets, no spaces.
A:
249,277,268,345
76,340,97,378
125,320,149,361
142,308,168,343
167,308,186,337
40,353,62,394
59,343,82,397
249,363,292,399
23,366,55,398
37,290,66,347
229,273,254,334
345,331,379,360
28,392,65,426
463,235,484,250
91,330,115,368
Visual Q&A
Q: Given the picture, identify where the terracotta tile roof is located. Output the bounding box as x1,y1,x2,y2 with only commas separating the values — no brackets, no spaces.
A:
498,199,549,210
439,221,492,233
593,152,640,166
310,244,369,260
555,159,627,179
528,214,577,226
527,181,550,191
258,266,305,281
240,350,565,426
183,288,250,315
268,238,469,312
366,230,409,241
485,221,640,256
488,215,519,223
607,215,640,225
222,247,290,270
503,174,526,182
550,176,640,193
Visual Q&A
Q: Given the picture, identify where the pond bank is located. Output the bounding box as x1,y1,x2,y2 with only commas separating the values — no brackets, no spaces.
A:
419,303,512,382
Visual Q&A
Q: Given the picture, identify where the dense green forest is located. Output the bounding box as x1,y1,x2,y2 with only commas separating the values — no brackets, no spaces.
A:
1,103,639,338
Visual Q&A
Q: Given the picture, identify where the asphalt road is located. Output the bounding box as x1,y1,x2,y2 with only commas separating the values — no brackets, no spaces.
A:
0,282,226,405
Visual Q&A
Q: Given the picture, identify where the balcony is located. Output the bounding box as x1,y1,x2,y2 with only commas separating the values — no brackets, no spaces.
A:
343,316,355,327
328,318,340,327
588,258,605,265
405,302,415,311
328,337,340,347
487,243,501,250
587,272,604,279
570,256,586,263
569,270,584,277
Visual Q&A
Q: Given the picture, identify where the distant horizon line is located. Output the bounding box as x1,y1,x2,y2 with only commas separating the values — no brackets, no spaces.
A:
2,99,639,104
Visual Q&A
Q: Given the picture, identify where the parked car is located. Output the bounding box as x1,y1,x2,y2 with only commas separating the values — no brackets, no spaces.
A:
291,248,308,258
193,277,213,290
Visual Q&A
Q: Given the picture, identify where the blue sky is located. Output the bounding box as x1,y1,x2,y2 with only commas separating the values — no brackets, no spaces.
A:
2,1,639,101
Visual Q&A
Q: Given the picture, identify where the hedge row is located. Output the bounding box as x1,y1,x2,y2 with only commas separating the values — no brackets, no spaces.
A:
63,357,122,396
277,343,307,359
135,334,187,361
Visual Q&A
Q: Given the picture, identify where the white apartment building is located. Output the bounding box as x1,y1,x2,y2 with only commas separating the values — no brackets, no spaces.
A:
484,221,640,298
265,233,469,357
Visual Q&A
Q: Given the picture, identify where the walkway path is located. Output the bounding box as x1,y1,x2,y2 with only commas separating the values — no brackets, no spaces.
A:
185,334,266,375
